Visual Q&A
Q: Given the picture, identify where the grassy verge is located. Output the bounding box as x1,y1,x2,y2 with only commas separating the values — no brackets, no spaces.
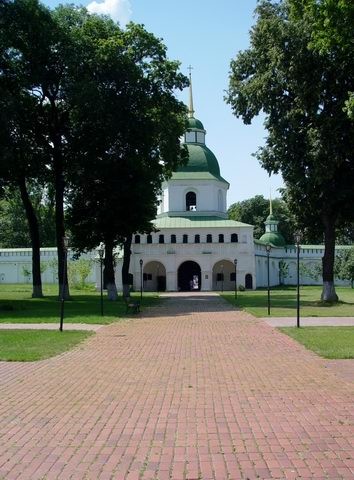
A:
0,284,159,324
279,327,354,359
222,286,354,317
0,330,93,361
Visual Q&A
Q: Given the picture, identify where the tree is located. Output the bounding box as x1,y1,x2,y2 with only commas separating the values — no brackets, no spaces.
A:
335,248,354,289
0,0,70,297
0,187,55,248
226,0,354,302
62,11,188,299
0,0,49,297
228,194,296,244
290,0,354,119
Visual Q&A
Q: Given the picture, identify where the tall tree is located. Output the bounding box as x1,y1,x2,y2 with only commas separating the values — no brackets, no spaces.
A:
0,0,71,297
0,1,48,297
62,11,188,299
226,0,354,301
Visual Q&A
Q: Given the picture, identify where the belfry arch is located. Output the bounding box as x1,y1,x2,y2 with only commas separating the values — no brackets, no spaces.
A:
178,261,201,291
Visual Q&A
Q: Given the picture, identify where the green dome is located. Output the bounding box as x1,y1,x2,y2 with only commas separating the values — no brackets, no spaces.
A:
259,231,286,247
266,214,277,222
187,116,204,130
178,143,220,177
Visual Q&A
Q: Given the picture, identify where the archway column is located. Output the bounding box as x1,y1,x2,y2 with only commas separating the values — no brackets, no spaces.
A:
166,271,176,292
201,270,212,291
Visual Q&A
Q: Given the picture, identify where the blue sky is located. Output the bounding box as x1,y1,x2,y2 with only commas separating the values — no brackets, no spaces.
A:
43,0,284,206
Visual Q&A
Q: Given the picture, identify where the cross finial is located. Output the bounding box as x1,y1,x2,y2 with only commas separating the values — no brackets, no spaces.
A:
188,65,194,118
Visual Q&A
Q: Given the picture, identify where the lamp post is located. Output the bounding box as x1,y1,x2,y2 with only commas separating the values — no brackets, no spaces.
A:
266,244,271,315
98,244,104,316
139,259,143,301
294,232,302,328
220,264,224,292
233,258,237,299
59,236,69,331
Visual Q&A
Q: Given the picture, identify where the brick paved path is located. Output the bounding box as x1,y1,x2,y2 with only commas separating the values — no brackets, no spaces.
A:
0,294,353,480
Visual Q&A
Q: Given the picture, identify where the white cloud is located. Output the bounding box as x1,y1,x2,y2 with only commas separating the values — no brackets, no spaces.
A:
87,0,132,25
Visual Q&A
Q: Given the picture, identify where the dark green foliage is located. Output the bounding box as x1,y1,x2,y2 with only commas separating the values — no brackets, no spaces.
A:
226,0,354,301
227,194,297,244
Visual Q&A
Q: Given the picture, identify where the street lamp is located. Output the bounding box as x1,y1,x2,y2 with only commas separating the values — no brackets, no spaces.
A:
294,231,302,328
233,258,238,299
59,236,69,331
139,259,143,301
266,244,271,315
220,264,224,292
98,244,105,316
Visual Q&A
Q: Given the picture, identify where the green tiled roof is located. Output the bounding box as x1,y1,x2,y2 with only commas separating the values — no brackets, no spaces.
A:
174,144,228,184
154,216,252,229
187,116,205,130
259,231,286,247
171,171,229,184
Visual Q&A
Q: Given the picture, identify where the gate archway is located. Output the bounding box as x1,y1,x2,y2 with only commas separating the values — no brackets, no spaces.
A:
143,261,166,291
178,261,201,291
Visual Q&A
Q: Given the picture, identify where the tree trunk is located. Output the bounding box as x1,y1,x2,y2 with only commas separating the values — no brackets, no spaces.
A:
122,235,132,297
18,177,43,298
48,95,70,300
321,217,338,302
104,238,118,301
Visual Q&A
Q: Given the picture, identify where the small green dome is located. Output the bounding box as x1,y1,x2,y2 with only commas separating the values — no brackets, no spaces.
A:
178,144,220,177
259,231,286,247
187,116,204,130
266,214,277,222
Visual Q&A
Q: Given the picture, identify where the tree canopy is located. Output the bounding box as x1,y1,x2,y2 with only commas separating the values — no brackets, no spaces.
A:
226,0,354,301
1,0,188,299
227,194,296,244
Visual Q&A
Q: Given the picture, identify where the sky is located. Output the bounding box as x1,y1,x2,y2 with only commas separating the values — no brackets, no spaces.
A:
44,0,284,207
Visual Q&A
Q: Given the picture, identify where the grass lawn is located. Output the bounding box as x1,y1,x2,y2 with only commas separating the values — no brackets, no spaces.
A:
222,286,354,317
0,330,93,361
279,327,354,359
0,284,159,324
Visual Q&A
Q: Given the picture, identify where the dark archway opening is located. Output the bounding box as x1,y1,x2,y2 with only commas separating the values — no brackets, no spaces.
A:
245,273,253,289
178,261,201,291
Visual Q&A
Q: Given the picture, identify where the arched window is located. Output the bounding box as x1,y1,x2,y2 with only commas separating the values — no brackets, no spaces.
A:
206,234,212,243
183,234,188,244
147,234,152,244
195,234,200,243
186,191,197,211
134,234,140,244
231,233,238,243
171,234,176,244
218,234,224,243
159,234,164,244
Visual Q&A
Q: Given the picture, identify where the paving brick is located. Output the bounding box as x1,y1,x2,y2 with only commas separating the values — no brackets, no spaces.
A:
0,293,353,479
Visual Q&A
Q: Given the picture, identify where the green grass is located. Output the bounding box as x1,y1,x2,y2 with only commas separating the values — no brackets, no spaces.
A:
0,284,159,324
279,327,354,359
222,286,354,317
0,329,93,361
